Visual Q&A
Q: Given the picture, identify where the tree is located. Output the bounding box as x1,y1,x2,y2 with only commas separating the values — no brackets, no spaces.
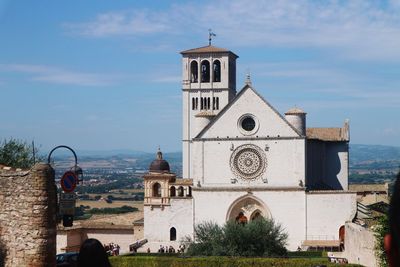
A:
0,138,40,169
186,217,288,257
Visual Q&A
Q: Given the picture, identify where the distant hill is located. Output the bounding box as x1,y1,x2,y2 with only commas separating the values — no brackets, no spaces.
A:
350,144,400,165
46,144,399,177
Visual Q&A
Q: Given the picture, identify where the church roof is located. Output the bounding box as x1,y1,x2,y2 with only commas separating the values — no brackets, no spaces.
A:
306,127,348,141
180,45,238,58
148,148,170,173
195,84,302,138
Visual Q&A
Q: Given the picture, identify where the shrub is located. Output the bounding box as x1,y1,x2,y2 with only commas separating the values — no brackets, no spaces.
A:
186,217,287,257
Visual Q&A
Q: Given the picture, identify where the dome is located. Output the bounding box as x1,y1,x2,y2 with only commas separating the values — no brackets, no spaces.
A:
149,148,170,173
285,107,306,115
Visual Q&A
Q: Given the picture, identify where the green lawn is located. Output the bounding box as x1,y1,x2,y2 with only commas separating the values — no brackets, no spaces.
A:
109,255,363,267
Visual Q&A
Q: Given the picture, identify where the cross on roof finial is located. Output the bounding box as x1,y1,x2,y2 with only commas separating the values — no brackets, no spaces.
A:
208,29,216,45
245,69,252,85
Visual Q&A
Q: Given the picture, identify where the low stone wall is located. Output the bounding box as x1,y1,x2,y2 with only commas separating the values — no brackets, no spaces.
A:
342,222,378,267
0,163,57,267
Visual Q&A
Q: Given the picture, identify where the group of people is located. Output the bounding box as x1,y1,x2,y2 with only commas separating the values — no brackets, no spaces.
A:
158,245,176,253
104,242,120,256
156,244,186,254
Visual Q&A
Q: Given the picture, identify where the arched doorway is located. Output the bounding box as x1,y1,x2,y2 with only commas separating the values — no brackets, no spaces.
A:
226,194,270,222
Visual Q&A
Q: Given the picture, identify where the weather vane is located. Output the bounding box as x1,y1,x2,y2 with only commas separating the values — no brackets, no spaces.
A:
208,29,216,45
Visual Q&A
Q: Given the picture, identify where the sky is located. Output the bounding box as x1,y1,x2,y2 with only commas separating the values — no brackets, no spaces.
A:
0,0,400,153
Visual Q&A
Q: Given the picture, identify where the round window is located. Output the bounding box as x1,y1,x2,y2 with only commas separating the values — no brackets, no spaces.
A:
238,114,259,136
241,117,256,131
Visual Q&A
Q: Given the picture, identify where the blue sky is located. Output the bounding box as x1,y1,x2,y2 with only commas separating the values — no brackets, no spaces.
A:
0,0,399,153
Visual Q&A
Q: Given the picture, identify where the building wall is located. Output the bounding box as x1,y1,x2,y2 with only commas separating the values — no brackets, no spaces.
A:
193,189,306,250
57,227,135,254
306,192,356,240
144,198,193,251
342,223,378,267
192,138,305,187
86,229,134,254
0,164,57,267
325,142,348,190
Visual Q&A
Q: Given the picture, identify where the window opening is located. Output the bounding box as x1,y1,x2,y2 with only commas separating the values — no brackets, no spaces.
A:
190,61,198,83
178,186,184,197
170,227,177,241
152,183,161,197
201,60,210,82
170,186,176,197
213,60,221,82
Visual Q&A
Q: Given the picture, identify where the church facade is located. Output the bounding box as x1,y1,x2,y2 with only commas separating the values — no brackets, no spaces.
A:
142,45,356,251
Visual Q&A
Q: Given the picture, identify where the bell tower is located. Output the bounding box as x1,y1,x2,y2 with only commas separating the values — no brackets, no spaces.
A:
180,44,238,178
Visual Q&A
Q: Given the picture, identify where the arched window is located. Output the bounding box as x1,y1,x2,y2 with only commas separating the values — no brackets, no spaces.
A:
195,98,198,109
213,60,221,82
187,186,192,197
190,61,198,83
170,186,176,197
192,98,195,110
201,60,210,82
200,97,203,110
178,186,184,197
216,97,219,110
152,183,161,197
170,227,177,241
207,97,211,110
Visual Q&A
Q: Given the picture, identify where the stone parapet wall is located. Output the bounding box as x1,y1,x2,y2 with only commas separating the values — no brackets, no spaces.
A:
0,163,56,267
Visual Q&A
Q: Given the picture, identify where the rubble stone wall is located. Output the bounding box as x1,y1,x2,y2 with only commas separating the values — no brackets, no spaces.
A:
0,163,56,267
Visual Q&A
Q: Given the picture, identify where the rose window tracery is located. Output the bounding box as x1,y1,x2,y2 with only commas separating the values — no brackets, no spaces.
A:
230,144,267,180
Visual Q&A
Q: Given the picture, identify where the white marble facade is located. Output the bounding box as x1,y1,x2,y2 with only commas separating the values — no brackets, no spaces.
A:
142,45,356,251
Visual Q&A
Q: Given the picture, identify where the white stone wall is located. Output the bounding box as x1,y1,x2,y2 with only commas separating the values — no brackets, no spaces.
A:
342,223,378,267
306,192,356,240
144,198,193,250
200,87,299,139
193,189,306,250
192,138,305,187
325,142,348,190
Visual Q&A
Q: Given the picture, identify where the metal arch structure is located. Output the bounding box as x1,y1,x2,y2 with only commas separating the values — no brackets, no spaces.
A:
47,145,83,183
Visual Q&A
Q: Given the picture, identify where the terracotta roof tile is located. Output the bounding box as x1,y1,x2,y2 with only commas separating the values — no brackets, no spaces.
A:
349,183,389,193
307,127,347,141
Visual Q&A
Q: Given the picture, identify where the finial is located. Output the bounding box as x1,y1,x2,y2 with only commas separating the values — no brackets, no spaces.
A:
156,146,163,160
208,29,216,45
245,70,252,85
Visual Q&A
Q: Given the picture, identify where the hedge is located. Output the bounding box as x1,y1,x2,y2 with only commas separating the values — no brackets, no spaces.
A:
109,255,363,267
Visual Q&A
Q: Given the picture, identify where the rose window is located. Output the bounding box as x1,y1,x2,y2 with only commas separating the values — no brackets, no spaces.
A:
230,144,267,181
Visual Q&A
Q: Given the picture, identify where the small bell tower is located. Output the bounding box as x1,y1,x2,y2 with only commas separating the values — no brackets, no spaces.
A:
180,41,238,178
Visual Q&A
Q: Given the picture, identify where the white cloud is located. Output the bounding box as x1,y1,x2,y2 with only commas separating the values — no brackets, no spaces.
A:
0,64,121,86
64,1,400,61
63,10,171,37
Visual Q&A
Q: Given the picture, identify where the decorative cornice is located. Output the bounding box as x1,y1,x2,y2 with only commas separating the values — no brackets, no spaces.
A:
193,186,305,192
